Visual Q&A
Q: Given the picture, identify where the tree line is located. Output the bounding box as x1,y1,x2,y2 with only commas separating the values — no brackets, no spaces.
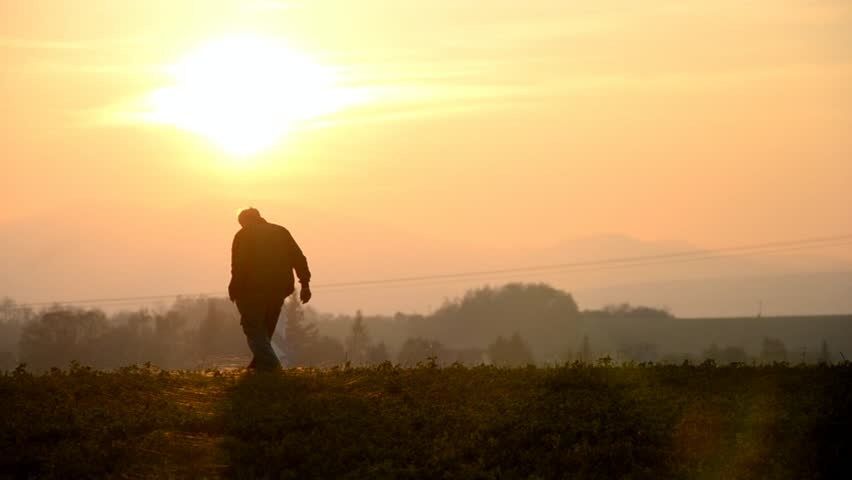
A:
0,283,844,371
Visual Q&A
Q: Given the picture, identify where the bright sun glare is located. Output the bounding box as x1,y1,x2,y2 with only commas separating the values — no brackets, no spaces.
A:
145,35,355,157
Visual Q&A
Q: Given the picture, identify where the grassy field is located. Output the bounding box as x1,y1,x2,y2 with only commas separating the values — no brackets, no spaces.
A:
1,362,850,479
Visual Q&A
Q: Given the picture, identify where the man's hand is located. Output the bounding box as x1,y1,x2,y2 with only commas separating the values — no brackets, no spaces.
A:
299,285,312,304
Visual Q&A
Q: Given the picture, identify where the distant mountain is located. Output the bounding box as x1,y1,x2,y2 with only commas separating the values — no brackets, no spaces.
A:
573,271,852,318
518,233,851,288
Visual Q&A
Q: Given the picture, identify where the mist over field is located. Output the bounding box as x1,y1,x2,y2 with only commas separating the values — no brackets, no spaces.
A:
3,282,850,372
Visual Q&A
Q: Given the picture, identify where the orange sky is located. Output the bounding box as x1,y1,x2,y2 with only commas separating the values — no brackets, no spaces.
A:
2,1,851,314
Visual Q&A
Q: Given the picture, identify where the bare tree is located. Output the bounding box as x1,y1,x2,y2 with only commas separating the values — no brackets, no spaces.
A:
345,311,370,365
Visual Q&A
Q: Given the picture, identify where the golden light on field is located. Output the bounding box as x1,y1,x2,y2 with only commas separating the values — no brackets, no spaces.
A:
144,34,357,157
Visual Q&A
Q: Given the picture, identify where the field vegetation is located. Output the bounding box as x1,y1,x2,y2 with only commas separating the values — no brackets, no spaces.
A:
1,362,850,479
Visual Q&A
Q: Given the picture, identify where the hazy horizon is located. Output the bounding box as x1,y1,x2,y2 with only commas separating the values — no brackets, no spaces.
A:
4,227,851,317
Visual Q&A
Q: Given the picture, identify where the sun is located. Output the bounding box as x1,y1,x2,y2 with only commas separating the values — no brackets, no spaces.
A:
145,34,354,157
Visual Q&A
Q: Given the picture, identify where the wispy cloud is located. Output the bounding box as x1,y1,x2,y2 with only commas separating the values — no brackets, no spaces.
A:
25,61,163,76
0,38,88,50
0,34,158,52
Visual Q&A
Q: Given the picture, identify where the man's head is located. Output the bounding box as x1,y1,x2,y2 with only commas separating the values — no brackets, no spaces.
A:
238,207,264,227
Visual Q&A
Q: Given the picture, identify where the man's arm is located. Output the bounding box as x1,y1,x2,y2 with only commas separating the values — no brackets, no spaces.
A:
282,228,312,302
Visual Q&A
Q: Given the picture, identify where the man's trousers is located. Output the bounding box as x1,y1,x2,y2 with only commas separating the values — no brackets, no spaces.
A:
236,295,285,371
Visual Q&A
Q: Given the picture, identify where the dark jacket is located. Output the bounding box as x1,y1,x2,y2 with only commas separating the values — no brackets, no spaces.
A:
228,219,311,301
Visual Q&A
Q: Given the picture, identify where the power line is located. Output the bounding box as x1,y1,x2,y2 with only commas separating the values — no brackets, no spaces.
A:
8,233,852,309
316,234,852,290
316,238,852,294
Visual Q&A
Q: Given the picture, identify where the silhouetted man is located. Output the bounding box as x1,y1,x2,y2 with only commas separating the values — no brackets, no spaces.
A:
229,208,311,371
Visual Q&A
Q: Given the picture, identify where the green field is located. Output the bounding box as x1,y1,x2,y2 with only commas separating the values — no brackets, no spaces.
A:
2,363,850,479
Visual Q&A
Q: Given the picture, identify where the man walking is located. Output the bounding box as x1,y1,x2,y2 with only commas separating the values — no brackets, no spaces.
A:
229,208,311,371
